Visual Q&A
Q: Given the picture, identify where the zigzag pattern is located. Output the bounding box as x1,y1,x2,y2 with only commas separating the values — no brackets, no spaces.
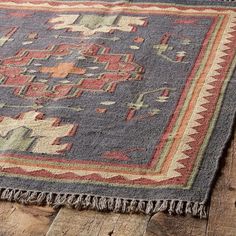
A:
0,0,235,190
0,0,235,10
0,165,188,186
173,14,236,176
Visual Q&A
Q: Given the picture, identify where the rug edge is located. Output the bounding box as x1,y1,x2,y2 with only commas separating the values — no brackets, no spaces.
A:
0,188,208,218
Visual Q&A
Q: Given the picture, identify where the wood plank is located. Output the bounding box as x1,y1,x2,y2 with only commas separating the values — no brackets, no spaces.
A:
46,209,150,236
0,202,56,236
145,213,207,236
206,130,236,236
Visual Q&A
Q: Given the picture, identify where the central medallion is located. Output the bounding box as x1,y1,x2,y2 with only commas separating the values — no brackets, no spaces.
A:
0,43,144,99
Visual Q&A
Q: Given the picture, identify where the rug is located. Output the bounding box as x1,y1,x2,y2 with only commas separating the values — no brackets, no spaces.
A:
0,0,235,218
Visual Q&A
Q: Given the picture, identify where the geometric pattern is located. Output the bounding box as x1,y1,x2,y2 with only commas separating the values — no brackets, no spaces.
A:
49,14,147,36
0,111,77,154
0,0,235,217
1,44,144,99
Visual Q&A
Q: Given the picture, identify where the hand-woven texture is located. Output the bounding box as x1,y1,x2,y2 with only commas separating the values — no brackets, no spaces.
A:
0,0,235,218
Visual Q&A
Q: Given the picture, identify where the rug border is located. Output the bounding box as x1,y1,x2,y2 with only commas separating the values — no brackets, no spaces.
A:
0,0,235,218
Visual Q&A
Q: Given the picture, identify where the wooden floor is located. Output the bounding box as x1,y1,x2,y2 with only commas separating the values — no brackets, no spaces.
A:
0,129,235,236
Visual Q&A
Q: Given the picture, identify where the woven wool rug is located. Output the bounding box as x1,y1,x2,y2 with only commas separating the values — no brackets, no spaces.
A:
0,0,235,218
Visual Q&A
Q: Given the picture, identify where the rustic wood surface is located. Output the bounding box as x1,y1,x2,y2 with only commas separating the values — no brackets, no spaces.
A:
46,210,150,236
145,213,208,236
0,202,56,236
0,129,235,236
206,128,236,236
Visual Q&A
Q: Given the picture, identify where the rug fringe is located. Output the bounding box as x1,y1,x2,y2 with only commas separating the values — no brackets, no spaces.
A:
0,187,207,218
0,0,234,223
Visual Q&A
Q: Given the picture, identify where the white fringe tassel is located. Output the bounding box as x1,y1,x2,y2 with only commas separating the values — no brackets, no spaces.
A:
0,188,207,219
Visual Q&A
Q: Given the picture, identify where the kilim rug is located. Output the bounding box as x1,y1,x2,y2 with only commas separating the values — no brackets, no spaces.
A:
0,0,235,219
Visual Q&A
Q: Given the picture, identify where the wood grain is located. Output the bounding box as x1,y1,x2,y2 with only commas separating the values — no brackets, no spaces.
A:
0,202,56,236
46,209,150,236
145,213,207,236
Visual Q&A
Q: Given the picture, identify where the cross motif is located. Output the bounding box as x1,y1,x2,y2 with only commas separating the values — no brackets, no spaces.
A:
40,62,86,78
